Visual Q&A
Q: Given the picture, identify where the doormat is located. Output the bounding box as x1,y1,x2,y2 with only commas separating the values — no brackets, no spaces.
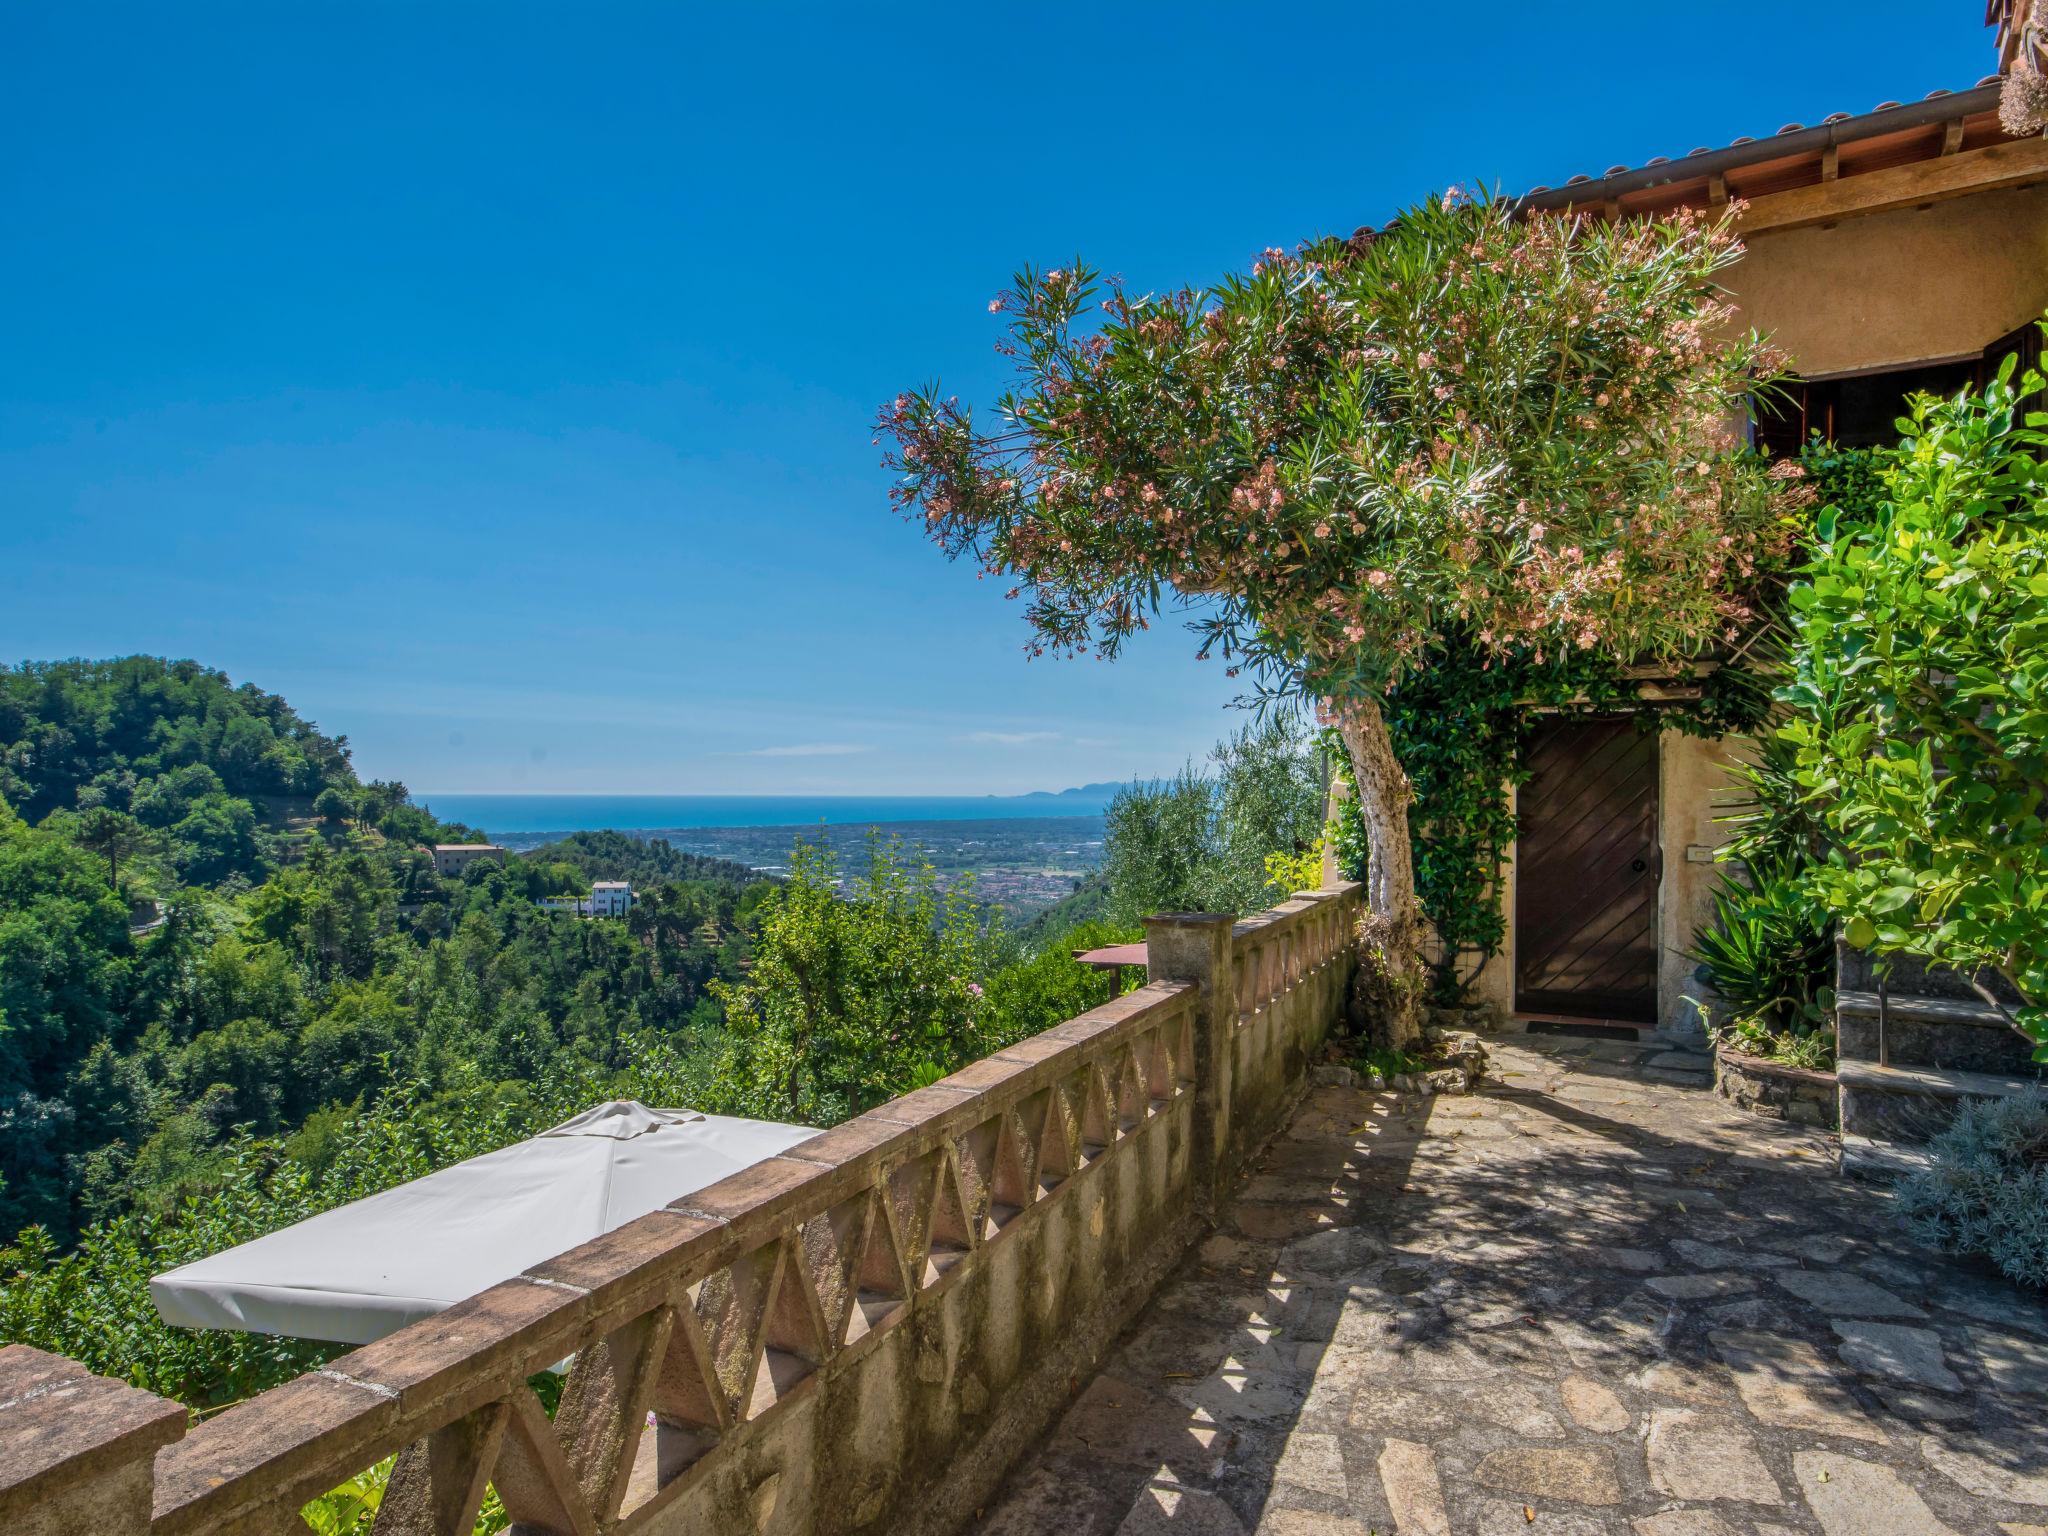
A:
1525,1019,1642,1042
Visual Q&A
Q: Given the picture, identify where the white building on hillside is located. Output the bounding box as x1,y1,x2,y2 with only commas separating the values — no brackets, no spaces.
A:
538,880,634,919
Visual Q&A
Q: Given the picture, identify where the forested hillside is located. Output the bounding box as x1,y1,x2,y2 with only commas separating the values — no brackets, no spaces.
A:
0,658,481,890
0,658,774,1245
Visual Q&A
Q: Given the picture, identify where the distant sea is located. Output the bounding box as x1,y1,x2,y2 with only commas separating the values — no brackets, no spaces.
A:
415,792,1120,838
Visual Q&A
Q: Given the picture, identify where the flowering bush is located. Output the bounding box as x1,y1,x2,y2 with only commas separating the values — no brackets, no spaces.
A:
883,192,1806,1042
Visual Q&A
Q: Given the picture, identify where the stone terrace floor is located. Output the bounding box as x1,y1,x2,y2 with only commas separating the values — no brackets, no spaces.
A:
975,1030,2048,1536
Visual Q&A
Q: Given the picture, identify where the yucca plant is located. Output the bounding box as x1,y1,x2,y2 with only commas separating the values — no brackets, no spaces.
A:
1687,858,1835,1041
1718,704,1833,874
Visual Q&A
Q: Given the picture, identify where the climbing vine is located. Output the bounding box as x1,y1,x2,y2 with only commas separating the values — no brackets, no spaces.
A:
1327,631,1771,1004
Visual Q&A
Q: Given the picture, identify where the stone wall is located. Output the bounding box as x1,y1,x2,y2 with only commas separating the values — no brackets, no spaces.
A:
1714,1046,1838,1130
0,885,1362,1536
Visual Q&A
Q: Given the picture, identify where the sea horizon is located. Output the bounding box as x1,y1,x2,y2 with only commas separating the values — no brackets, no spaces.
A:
415,790,1121,837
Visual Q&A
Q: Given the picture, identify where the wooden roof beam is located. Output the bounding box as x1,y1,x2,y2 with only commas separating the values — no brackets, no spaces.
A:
1736,135,2048,235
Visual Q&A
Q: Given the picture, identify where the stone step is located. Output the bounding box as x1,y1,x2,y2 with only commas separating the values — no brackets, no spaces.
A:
1837,1058,2045,1099
1517,1016,1658,1043
1836,945,2023,1008
1837,1058,2047,1149
1834,989,2010,1028
1834,987,2037,1076
1838,1131,1936,1180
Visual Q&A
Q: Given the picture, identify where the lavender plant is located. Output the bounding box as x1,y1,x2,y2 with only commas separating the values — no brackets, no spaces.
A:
1896,1094,2048,1289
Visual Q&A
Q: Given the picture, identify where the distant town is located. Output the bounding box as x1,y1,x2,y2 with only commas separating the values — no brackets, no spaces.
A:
488,814,1105,922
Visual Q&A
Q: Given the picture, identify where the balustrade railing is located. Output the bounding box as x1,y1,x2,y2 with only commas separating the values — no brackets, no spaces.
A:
0,883,1363,1536
1231,892,1344,1026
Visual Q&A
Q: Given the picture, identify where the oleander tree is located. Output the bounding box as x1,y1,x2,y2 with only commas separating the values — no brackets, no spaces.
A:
882,191,1806,1046
1784,351,2048,1053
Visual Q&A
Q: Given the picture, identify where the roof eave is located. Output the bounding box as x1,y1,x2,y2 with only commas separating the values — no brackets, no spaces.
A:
1514,82,2009,215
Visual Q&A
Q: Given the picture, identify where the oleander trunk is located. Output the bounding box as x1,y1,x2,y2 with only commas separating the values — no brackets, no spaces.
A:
1335,692,1427,1051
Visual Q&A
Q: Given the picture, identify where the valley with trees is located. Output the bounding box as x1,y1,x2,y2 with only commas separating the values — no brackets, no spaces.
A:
0,655,1323,1411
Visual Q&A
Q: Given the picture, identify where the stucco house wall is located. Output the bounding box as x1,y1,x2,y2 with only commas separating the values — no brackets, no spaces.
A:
1730,182,2048,377
1484,176,2048,1035
1655,731,1754,1041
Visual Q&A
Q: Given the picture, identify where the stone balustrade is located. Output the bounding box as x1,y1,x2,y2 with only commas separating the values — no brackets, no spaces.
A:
0,884,1362,1536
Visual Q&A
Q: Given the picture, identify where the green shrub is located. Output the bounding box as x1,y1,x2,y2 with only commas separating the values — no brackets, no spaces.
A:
1715,633,1833,875
978,920,1139,1054
1785,346,2048,1052
1896,1095,2048,1289
301,1454,512,1535
1716,1012,1835,1071
706,833,994,1125
1101,714,1324,923
1797,438,1888,529
1347,1043,1430,1082
1263,839,1325,900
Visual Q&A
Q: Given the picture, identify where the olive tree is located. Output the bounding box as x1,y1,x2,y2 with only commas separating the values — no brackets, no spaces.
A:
882,192,1802,1045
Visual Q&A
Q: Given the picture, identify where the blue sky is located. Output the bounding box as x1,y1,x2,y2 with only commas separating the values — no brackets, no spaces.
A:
0,3,1996,795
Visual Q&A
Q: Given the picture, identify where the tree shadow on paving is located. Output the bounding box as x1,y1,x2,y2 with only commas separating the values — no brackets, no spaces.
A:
976,1044,2048,1534
1356,1072,2048,1527
972,1087,1437,1534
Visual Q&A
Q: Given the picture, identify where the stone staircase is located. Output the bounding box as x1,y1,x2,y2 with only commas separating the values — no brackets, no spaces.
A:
1835,944,2045,1176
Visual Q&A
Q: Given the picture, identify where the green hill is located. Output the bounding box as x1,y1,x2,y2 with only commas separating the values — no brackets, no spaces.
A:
0,656,478,890
0,657,767,1253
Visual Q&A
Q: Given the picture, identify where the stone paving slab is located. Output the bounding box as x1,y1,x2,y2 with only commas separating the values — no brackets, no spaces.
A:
972,1033,2048,1536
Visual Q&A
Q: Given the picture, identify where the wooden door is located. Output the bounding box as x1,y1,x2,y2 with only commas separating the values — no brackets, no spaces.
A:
1514,718,1660,1023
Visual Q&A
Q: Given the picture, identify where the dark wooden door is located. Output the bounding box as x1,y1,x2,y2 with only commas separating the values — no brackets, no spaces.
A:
1515,718,1660,1022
